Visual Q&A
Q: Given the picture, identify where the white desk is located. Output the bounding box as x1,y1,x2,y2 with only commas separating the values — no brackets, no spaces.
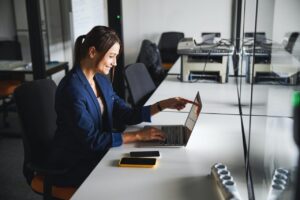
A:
239,78,296,117
168,58,181,74
71,112,248,200
146,75,240,115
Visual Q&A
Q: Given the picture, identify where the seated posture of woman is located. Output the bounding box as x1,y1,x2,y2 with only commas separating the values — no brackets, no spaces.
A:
49,26,190,186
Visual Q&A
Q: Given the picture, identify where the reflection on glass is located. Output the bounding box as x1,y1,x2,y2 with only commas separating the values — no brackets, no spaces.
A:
243,0,300,199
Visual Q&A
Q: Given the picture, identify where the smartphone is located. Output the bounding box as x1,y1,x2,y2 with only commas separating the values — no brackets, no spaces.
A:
119,157,157,168
129,151,160,157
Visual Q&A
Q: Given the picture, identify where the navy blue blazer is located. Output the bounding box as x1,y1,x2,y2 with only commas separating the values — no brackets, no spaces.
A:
49,66,151,184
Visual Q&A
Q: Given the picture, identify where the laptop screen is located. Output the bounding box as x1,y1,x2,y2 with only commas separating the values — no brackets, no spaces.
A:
184,92,202,132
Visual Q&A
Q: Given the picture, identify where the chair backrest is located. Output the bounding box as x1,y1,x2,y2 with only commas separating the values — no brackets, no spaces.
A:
137,40,166,86
0,40,22,60
292,36,300,61
158,32,184,63
124,63,156,107
14,79,57,171
285,32,299,53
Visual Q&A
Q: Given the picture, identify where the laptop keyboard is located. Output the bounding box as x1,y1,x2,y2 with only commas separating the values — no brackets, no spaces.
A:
161,126,185,145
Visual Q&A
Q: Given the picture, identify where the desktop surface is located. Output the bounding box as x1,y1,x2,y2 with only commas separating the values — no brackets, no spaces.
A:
71,113,248,200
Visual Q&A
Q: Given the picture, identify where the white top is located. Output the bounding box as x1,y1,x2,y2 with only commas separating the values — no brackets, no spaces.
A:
97,96,105,116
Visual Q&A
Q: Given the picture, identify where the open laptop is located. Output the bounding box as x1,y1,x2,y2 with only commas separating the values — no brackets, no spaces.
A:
140,92,202,147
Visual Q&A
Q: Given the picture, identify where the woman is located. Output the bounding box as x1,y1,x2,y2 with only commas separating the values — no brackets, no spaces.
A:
49,26,190,187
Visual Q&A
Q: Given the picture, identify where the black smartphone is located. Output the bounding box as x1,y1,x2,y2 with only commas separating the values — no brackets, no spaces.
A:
129,151,160,157
119,157,157,168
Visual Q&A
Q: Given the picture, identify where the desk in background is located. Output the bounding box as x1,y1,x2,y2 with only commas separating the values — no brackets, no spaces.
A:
242,43,300,84
146,75,240,115
0,60,69,80
149,58,240,115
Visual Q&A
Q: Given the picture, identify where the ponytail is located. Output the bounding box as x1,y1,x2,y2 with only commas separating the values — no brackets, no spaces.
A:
74,35,86,67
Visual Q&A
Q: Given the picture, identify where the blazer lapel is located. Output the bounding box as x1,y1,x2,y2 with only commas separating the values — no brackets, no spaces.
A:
74,67,102,121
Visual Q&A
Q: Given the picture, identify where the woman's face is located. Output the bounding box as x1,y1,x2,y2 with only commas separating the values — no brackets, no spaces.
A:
96,43,120,75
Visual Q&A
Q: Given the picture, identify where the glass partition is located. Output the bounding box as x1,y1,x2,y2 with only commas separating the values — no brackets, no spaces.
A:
242,0,300,199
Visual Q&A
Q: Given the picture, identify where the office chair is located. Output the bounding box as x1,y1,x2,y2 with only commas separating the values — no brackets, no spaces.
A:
284,32,299,53
0,40,23,128
137,40,166,86
14,79,76,200
158,32,184,69
124,63,156,107
291,35,300,61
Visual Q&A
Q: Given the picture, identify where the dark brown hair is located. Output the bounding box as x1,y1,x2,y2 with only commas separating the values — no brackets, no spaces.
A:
74,26,121,67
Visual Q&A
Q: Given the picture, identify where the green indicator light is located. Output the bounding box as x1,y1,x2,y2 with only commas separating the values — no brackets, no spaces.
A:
292,91,300,107
116,15,121,20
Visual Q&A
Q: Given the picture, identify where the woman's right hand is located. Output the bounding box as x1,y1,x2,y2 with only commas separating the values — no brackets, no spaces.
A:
136,127,166,142
123,127,165,143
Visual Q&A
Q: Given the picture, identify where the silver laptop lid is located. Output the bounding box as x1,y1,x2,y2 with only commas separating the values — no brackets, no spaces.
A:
184,92,202,135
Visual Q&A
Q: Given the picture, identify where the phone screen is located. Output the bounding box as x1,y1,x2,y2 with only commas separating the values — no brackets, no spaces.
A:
130,151,160,157
119,157,157,168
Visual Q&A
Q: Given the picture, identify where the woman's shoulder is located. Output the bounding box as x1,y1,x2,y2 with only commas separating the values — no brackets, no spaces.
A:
57,69,85,95
60,67,84,84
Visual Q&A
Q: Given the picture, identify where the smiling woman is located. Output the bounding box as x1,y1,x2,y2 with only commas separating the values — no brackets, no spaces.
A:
47,26,192,187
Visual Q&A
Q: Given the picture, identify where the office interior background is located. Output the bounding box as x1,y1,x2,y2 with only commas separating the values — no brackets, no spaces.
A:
0,0,300,199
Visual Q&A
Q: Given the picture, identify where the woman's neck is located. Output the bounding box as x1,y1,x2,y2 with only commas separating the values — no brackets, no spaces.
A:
80,59,96,84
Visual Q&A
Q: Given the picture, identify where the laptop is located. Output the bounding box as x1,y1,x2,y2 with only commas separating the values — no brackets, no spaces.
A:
140,92,202,147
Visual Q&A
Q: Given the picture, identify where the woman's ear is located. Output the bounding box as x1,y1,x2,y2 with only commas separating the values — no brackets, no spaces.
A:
88,46,97,58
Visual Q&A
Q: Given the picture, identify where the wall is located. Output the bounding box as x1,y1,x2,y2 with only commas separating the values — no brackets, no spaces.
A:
272,0,300,42
243,0,275,40
0,0,16,40
71,0,108,41
122,0,234,65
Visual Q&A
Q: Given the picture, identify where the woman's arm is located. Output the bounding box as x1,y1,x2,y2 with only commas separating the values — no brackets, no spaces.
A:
150,97,189,116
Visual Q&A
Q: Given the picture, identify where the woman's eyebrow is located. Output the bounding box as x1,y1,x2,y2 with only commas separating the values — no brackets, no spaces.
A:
109,52,118,55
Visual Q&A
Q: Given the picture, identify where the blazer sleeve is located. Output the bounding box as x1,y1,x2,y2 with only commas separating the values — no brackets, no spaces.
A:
65,85,122,152
112,91,152,126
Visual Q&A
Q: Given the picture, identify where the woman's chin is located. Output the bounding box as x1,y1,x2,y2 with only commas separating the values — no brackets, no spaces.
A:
97,69,110,75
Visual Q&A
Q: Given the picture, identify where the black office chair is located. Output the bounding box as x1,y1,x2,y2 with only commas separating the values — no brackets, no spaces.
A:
137,39,166,86
14,79,76,200
158,32,184,69
285,32,299,53
124,63,157,107
0,40,23,128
